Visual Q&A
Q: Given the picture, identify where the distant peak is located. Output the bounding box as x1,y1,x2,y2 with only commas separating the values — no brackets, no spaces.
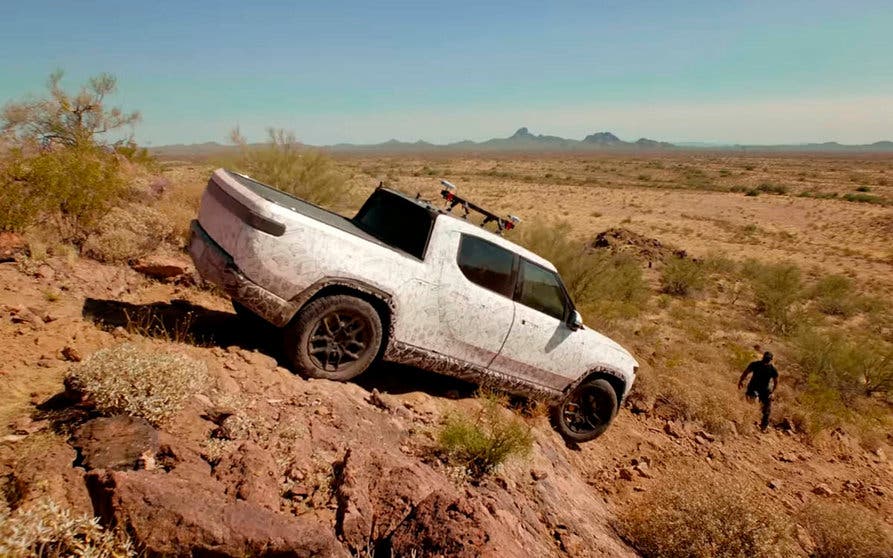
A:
583,131,622,144
511,127,532,138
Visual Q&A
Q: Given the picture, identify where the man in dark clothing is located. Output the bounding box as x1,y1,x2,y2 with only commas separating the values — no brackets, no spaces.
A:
738,351,779,431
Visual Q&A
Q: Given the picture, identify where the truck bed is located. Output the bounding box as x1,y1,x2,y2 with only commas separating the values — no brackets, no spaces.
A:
223,171,383,246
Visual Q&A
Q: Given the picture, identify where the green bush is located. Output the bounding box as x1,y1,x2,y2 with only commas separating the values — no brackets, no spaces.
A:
0,499,134,557
512,220,649,319
438,400,533,478
742,260,803,334
811,274,857,317
660,256,706,296
224,128,352,208
65,343,208,425
843,192,886,205
617,466,795,558
800,501,893,558
795,330,893,402
0,144,127,237
755,182,789,195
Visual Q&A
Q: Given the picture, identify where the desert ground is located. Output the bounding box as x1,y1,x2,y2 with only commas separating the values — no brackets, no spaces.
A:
1,151,891,556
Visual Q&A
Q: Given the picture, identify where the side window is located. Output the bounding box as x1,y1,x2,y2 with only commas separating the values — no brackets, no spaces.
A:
518,260,567,320
457,235,516,297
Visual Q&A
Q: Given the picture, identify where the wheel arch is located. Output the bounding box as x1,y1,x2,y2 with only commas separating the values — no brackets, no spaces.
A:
289,278,397,352
565,366,629,405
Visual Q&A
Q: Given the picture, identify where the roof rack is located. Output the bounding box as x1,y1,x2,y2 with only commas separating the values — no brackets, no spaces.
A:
438,180,521,235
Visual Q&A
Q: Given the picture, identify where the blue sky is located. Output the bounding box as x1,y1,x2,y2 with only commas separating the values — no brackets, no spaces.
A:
2,1,891,145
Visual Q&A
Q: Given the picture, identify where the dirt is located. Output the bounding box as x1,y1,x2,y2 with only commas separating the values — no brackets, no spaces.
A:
0,245,890,556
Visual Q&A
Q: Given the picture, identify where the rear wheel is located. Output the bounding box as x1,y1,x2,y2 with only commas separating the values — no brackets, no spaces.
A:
551,378,618,443
284,295,383,381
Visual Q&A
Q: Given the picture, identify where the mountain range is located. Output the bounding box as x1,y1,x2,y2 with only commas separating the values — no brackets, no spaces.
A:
149,128,893,159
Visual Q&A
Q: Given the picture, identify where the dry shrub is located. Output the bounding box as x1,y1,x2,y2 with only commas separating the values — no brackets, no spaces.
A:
660,256,707,296
0,499,134,557
795,329,893,401
512,220,649,320
438,399,533,478
152,175,206,245
65,343,207,425
224,128,352,208
800,501,893,558
82,204,175,262
617,465,796,558
742,260,803,334
811,274,859,317
650,376,742,435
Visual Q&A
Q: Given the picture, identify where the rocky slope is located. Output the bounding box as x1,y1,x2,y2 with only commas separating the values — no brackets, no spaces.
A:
0,250,891,556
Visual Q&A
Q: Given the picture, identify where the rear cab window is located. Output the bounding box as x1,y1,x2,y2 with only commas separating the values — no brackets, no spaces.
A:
353,190,436,259
457,235,516,297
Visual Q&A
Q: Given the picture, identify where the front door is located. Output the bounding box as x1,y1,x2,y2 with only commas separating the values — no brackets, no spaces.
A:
439,233,516,368
490,258,579,391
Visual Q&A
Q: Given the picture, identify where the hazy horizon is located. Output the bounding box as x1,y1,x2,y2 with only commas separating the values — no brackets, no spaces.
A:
3,1,892,146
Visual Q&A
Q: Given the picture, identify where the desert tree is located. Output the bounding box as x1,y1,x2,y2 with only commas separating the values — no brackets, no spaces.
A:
1,70,141,148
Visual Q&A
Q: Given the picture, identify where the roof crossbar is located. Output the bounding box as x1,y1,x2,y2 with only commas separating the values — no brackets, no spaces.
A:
439,180,521,235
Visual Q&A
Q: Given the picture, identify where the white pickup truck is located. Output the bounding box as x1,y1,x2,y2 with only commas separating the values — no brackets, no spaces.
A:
189,169,638,441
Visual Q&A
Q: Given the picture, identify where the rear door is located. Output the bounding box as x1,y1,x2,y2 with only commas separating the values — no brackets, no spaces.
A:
439,233,517,368
489,259,578,391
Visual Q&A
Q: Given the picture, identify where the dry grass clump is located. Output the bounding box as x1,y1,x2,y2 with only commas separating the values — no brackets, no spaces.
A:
800,501,893,558
0,499,134,557
65,343,207,425
660,256,706,296
224,127,352,208
437,398,533,478
81,204,175,262
616,466,795,558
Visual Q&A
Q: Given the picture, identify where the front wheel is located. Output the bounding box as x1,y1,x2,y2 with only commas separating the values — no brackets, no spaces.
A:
284,295,383,381
551,378,618,443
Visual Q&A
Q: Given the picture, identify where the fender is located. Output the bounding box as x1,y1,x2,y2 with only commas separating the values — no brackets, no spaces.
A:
288,277,398,345
562,365,631,403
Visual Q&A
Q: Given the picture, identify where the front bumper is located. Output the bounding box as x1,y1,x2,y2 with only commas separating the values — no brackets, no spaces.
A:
188,220,298,327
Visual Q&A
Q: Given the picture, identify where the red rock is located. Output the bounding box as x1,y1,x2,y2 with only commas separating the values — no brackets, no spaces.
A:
389,490,488,558
61,345,83,362
131,255,193,279
86,469,346,557
0,232,27,262
72,416,159,471
12,439,93,516
214,441,281,510
335,448,441,552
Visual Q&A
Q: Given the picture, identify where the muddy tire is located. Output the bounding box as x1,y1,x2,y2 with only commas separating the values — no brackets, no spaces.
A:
284,295,383,381
551,378,618,443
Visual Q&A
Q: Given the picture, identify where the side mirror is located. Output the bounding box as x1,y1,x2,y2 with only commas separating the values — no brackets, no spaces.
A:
568,310,584,331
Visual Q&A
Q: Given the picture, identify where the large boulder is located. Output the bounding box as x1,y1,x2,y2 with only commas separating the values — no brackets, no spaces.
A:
86,469,346,557
73,415,159,471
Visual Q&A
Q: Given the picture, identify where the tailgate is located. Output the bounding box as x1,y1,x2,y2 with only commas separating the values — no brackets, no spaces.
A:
196,169,289,257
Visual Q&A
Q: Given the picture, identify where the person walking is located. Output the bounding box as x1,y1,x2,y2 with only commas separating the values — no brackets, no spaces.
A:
738,351,779,432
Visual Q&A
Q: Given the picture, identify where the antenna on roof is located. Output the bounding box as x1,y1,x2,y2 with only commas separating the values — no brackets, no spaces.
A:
439,179,520,235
